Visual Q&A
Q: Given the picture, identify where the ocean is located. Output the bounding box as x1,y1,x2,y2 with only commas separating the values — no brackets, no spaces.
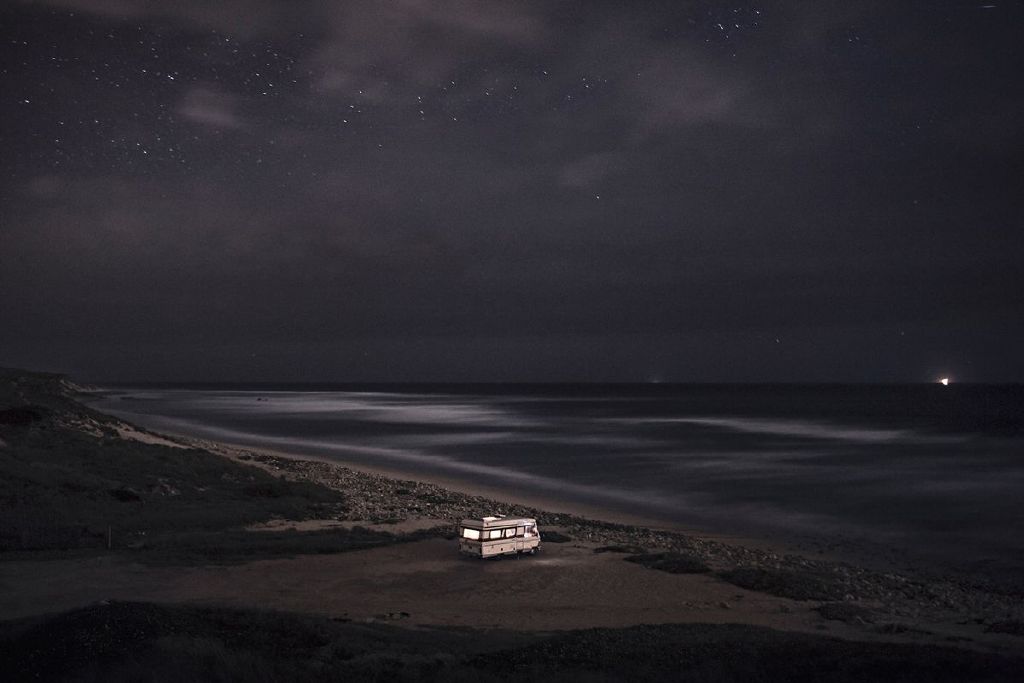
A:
89,383,1024,576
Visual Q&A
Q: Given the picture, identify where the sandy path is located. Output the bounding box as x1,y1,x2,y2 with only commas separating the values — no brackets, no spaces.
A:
3,536,1004,654
0,538,820,631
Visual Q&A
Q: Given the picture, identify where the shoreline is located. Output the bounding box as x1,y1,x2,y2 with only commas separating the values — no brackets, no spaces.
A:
171,431,761,540
85,387,1024,582
81,392,907,573
112,417,1022,596
136,421,879,567
8,406,1024,651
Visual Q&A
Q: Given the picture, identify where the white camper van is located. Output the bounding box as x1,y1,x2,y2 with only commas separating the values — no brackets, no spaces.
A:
459,516,541,558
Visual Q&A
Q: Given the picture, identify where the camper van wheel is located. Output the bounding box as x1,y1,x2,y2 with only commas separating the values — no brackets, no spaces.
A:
528,548,536,555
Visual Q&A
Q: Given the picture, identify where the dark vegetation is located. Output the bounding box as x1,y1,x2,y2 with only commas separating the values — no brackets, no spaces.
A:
0,368,432,564
593,544,646,554
0,406,44,425
816,602,878,624
624,551,711,574
540,530,572,543
1,601,1021,683
486,620,1024,683
719,565,847,601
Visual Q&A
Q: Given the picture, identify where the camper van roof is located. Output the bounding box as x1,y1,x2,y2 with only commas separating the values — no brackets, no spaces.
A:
460,516,536,529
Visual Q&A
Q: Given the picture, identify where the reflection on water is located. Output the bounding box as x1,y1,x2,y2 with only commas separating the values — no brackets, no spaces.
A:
90,384,1024,571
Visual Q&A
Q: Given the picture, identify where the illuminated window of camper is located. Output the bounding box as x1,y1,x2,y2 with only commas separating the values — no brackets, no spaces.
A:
461,528,480,540
488,529,503,539
504,528,517,538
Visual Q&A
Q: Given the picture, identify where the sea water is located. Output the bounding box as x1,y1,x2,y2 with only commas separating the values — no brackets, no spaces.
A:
89,383,1024,578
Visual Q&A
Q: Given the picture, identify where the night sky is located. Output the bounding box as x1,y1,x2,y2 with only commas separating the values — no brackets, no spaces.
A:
1,1,1022,383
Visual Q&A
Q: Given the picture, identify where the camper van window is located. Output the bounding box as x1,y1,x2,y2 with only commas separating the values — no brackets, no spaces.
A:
487,529,503,540
503,528,516,538
461,528,480,540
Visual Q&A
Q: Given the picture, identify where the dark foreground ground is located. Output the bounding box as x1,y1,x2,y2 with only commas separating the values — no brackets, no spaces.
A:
1,367,1023,681
2,601,1022,683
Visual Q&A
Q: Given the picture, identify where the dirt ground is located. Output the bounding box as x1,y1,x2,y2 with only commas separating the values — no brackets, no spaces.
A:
3,533,1019,657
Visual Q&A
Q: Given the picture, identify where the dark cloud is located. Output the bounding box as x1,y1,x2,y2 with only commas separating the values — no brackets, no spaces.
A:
1,1,1022,381
177,87,244,129
23,0,299,37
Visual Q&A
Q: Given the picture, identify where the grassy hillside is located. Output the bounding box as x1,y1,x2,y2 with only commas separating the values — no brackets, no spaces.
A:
0,368,423,563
